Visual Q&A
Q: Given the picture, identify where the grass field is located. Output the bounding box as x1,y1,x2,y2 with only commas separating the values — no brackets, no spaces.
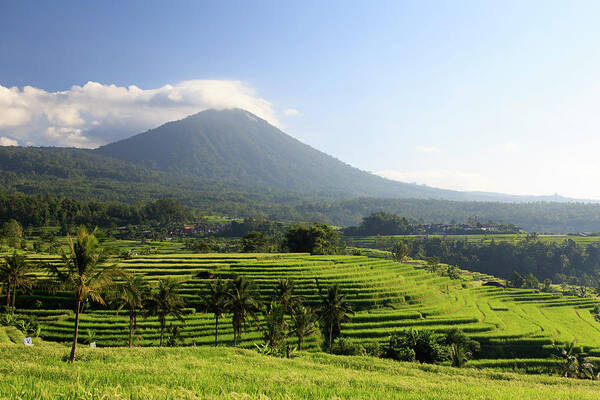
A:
1,332,599,400
6,250,600,371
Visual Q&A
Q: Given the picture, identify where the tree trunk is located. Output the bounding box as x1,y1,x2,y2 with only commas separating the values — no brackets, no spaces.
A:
233,323,238,347
297,336,303,351
214,315,219,347
329,324,333,353
160,316,165,347
233,317,238,347
70,299,81,362
6,283,11,311
129,310,134,348
11,287,16,313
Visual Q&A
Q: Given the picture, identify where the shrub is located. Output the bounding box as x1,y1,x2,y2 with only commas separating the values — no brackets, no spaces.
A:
443,329,480,354
384,329,446,363
363,342,383,357
387,346,416,362
443,329,479,368
330,338,365,356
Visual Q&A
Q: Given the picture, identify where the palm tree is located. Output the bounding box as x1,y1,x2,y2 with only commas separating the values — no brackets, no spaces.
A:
0,251,35,314
226,276,261,346
203,278,228,346
145,279,185,346
449,343,471,368
271,278,300,315
112,274,149,347
319,284,353,352
47,226,122,362
262,301,287,352
289,304,317,350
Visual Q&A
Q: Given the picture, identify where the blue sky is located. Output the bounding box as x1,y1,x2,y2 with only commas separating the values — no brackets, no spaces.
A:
1,1,600,198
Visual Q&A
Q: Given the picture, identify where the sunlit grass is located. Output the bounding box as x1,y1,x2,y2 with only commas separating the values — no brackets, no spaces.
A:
1,342,600,399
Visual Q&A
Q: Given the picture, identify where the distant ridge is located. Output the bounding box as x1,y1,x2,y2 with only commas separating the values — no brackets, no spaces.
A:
94,108,594,203
0,108,595,203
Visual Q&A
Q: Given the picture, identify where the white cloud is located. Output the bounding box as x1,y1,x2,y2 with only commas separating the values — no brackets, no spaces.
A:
503,141,517,152
284,108,301,116
413,145,441,154
0,80,279,148
0,136,18,146
376,169,493,192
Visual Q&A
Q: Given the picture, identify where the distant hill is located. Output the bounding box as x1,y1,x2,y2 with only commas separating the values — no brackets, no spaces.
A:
95,109,455,198
2,108,600,232
95,108,580,202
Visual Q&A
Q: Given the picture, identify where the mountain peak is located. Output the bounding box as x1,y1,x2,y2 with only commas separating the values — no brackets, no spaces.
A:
93,109,426,197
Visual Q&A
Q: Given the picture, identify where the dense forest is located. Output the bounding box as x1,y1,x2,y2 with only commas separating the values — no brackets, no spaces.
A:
312,198,600,232
370,235,600,286
0,193,190,228
343,211,519,235
3,187,600,234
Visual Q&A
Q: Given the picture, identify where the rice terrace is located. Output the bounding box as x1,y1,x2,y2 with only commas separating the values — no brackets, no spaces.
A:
3,232,600,399
4,1,600,399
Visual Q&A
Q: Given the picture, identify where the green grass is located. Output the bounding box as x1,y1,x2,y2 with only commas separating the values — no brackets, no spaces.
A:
1,339,600,399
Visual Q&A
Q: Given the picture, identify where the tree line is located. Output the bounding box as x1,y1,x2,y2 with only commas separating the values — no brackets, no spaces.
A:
0,193,192,229
389,236,600,286
343,211,519,236
6,182,600,233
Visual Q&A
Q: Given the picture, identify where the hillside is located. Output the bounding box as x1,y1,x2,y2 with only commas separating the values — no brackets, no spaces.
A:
3,109,600,231
16,251,600,367
95,108,463,199
2,342,599,399
95,108,593,203
5,247,600,399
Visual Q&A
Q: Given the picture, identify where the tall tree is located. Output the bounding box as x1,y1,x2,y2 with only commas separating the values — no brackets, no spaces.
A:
226,276,261,346
319,284,354,352
203,278,228,346
2,219,23,248
0,251,35,314
241,231,270,253
262,302,288,353
271,278,300,315
47,226,122,361
145,279,185,346
284,223,340,255
391,240,410,262
112,274,149,347
289,304,317,350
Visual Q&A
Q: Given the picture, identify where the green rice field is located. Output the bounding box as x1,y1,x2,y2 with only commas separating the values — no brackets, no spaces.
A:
9,251,600,371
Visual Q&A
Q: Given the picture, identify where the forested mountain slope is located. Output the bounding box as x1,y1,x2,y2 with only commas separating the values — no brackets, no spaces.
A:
95,108,466,199
2,109,600,231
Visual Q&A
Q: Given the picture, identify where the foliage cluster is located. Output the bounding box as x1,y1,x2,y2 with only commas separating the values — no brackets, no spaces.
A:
372,235,600,285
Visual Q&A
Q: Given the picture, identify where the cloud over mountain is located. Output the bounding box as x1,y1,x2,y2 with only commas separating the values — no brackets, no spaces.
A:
0,80,278,148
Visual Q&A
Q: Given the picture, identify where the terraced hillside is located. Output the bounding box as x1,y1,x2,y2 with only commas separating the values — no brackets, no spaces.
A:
8,251,600,369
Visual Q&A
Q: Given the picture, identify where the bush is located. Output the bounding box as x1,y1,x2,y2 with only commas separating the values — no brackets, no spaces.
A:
443,328,480,355
330,338,365,356
384,329,446,363
363,342,383,357
387,346,416,362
